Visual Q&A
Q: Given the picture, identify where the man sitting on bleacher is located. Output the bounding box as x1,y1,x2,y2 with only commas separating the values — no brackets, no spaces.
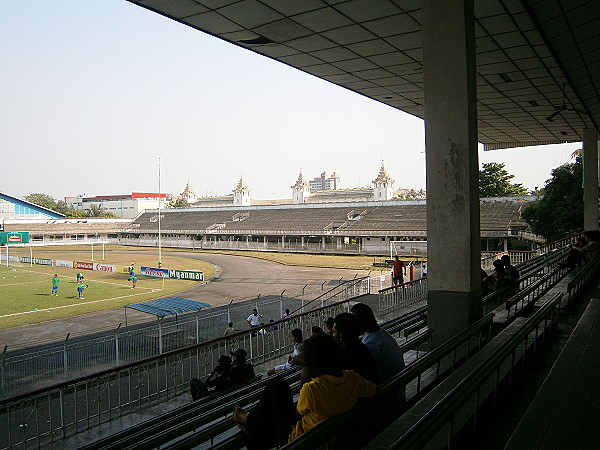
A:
229,348,255,386
190,355,233,400
351,303,405,382
333,313,379,384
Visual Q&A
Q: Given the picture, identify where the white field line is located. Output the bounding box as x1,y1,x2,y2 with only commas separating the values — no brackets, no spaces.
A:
0,267,158,289
0,280,49,287
0,289,162,318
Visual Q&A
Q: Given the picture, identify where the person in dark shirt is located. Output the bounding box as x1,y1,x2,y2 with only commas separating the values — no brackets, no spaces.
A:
501,254,519,289
190,355,233,400
333,313,379,384
229,348,255,385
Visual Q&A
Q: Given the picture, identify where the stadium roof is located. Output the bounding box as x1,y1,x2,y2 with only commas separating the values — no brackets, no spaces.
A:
125,297,211,318
0,192,64,219
129,0,599,150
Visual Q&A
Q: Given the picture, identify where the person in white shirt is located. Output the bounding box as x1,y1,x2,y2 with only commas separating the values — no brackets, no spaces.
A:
247,308,262,328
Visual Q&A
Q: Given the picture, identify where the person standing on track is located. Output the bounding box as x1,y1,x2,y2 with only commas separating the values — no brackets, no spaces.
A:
392,255,406,286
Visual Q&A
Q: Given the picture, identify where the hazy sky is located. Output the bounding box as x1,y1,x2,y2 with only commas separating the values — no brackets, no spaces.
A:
1,1,579,201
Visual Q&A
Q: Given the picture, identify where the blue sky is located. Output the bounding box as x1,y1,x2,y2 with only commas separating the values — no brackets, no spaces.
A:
1,1,578,201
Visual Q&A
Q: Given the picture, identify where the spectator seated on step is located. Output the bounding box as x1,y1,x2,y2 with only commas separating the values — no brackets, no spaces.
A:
333,312,379,384
233,333,376,449
268,328,303,376
350,302,405,383
190,355,233,400
229,348,256,386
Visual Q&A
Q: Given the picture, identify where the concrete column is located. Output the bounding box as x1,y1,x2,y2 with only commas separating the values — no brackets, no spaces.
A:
583,128,599,231
321,236,325,249
423,0,482,346
301,236,305,247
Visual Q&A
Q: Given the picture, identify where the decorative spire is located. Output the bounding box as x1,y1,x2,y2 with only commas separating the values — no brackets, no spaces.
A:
234,175,250,193
291,169,310,189
372,163,394,185
181,179,196,196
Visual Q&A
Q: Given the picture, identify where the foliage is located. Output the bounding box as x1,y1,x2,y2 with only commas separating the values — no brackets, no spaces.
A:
167,198,191,208
479,162,528,197
65,209,88,218
84,204,118,218
393,189,426,200
521,159,583,241
23,193,60,211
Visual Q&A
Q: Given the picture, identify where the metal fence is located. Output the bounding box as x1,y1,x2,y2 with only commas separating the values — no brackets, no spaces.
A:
0,278,371,450
0,277,370,400
378,277,428,316
388,293,563,449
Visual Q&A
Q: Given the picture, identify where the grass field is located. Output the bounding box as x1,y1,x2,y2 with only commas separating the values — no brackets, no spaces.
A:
0,245,417,330
0,250,214,330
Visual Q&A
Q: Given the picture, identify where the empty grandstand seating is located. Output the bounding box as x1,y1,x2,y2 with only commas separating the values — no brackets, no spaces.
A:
130,201,529,236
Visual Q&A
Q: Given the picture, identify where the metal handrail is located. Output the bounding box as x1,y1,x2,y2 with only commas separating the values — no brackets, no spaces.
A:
282,313,495,450
0,278,372,450
389,293,563,449
81,313,433,450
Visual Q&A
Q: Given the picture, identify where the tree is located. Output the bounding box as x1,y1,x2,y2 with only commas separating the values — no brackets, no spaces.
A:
166,198,190,208
521,159,583,241
65,209,88,218
479,162,528,197
23,193,59,211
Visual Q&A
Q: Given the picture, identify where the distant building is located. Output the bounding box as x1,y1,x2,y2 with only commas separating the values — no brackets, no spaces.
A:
309,171,340,192
0,193,64,220
180,180,197,204
64,193,167,219
292,170,311,204
233,176,251,206
372,163,395,201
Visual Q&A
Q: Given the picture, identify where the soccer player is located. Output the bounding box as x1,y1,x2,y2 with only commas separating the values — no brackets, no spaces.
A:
128,276,137,289
77,284,88,299
76,272,84,283
128,264,135,277
51,275,59,296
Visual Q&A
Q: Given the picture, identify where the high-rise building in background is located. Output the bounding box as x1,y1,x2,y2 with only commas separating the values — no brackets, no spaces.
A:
308,171,340,192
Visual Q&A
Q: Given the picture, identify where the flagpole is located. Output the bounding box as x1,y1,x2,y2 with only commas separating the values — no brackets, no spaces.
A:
158,156,162,268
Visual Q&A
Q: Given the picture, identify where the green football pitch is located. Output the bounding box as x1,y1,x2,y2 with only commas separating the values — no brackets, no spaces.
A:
0,251,214,329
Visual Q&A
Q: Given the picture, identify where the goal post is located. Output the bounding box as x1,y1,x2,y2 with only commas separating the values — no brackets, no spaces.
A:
390,240,428,259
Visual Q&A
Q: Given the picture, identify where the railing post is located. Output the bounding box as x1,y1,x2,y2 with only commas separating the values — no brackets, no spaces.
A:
115,323,121,367
195,312,200,345
227,299,233,324
280,290,285,319
0,345,6,398
63,333,70,378
158,319,163,354
301,284,307,314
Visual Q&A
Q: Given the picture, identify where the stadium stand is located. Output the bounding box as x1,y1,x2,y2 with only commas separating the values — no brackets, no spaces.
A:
122,199,533,255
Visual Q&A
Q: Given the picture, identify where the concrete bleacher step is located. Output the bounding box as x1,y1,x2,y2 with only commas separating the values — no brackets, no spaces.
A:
505,298,600,450
368,316,533,448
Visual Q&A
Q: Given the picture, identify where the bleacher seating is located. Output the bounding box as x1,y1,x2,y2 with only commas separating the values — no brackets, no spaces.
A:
130,201,528,236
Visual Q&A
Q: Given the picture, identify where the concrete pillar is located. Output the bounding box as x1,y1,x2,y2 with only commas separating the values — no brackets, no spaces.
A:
301,236,305,247
321,236,325,250
423,0,482,346
583,128,599,231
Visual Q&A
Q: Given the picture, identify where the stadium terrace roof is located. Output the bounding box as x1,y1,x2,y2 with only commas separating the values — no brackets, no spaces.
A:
125,298,211,318
129,0,599,151
0,192,64,219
